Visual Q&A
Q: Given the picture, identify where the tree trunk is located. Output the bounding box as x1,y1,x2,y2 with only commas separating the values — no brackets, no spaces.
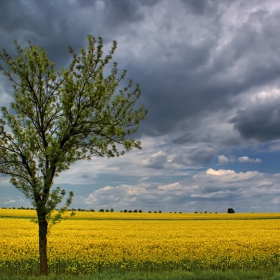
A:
38,216,48,275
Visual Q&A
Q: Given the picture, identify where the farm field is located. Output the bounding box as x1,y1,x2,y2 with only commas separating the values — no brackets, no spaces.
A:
0,210,280,277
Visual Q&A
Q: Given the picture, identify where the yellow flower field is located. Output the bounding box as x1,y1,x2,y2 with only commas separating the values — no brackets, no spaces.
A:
0,210,280,275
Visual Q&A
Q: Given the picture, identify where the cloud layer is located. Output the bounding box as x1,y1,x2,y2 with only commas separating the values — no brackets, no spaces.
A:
83,168,280,213
1,0,280,212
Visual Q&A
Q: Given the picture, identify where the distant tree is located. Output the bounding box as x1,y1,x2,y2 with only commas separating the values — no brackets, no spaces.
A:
133,209,138,213
0,35,147,275
110,208,114,212
138,210,142,213
99,209,104,212
227,208,235,213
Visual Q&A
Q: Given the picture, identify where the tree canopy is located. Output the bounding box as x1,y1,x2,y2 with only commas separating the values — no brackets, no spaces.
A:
0,35,147,274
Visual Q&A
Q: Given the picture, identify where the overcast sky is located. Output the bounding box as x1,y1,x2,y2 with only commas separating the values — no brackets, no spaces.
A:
1,0,280,213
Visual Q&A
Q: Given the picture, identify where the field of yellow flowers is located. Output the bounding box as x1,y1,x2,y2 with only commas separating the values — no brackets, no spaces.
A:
0,210,280,275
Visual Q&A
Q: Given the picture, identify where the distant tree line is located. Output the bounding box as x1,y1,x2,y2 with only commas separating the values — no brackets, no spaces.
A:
1,207,236,213
1,206,36,210
193,208,235,214
193,211,218,214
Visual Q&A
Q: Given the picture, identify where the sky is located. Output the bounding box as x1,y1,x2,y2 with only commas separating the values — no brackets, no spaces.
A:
1,0,280,213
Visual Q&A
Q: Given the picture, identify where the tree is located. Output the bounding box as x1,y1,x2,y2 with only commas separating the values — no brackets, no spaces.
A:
0,35,147,275
227,208,235,213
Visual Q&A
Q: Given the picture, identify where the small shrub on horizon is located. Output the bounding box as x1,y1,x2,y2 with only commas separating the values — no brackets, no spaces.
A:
227,208,235,214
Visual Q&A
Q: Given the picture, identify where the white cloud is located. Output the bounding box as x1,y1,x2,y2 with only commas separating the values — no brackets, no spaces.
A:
257,181,273,188
3,200,16,204
81,167,280,212
206,168,235,176
238,156,262,163
238,156,251,162
218,155,230,165
205,168,259,183
84,184,149,210
142,151,168,169
138,177,149,182
158,182,182,191
272,197,280,204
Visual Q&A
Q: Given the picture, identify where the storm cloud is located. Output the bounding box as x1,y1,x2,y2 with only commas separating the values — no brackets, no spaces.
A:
1,0,280,212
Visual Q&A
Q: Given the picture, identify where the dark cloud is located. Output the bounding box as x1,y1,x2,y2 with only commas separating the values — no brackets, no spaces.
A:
2,0,280,140
230,98,280,142
129,2,280,138
181,0,224,16
173,132,212,144
0,0,158,66
1,0,280,212
103,0,159,24
173,133,197,144
188,148,216,164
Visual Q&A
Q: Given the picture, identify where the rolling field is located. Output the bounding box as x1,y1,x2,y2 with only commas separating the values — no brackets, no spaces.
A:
0,210,280,276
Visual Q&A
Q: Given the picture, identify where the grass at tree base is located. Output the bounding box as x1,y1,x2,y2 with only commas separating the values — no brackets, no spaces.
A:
1,269,280,280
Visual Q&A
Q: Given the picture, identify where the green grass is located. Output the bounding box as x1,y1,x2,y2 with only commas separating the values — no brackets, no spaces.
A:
1,269,280,280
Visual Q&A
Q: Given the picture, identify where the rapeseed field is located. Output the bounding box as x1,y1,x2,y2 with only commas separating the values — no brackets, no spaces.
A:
0,210,280,275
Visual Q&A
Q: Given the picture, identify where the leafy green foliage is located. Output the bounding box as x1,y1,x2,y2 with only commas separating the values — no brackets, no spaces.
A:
0,35,147,220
